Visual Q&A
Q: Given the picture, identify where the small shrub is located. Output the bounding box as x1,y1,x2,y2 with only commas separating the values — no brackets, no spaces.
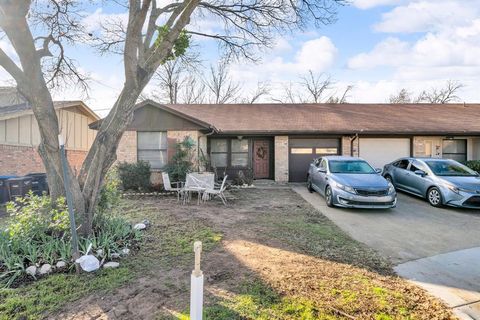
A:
0,194,141,288
233,168,254,186
466,160,480,172
98,167,122,212
165,136,196,182
117,161,151,191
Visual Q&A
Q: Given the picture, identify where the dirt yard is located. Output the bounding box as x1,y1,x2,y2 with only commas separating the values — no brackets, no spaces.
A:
50,188,454,320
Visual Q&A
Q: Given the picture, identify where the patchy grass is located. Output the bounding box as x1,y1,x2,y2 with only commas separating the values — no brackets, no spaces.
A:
0,198,222,320
1,189,453,319
0,268,131,320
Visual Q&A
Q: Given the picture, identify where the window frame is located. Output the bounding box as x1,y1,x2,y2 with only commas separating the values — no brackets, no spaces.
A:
137,131,168,170
442,139,467,163
209,138,250,168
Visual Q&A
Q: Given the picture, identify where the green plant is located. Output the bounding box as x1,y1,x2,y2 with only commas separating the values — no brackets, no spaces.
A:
165,136,196,182
117,161,152,191
98,167,122,213
466,160,480,172
6,192,69,241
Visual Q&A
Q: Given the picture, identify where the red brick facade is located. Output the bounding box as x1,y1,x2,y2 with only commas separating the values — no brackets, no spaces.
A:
0,144,87,176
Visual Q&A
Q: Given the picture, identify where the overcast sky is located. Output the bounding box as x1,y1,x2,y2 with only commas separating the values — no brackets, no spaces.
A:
1,0,480,116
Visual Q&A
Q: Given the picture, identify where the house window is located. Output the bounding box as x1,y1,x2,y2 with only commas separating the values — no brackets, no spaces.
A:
231,139,249,167
210,139,228,167
209,138,250,168
442,139,467,162
137,131,167,169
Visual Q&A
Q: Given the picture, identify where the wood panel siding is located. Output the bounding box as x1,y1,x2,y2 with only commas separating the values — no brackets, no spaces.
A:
128,105,206,131
0,106,97,151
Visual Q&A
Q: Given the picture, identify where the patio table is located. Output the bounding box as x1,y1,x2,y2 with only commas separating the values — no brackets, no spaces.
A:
182,172,215,204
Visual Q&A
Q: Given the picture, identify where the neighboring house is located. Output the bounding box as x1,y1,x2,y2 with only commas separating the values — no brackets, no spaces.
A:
92,100,480,183
0,87,99,176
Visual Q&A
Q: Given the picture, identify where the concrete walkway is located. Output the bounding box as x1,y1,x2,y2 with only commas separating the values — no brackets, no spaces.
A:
292,185,480,319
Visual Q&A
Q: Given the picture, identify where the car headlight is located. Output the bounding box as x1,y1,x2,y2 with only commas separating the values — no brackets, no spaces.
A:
388,182,395,194
447,184,477,194
332,181,356,194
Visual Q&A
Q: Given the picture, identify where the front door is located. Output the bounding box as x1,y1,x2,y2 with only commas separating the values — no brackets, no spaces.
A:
253,140,270,179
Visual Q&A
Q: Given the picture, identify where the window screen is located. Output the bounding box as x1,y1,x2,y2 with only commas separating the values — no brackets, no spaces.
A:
231,139,248,167
137,132,167,169
210,139,228,167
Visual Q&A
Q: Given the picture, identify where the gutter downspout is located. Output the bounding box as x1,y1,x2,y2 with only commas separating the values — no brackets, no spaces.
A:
351,133,359,157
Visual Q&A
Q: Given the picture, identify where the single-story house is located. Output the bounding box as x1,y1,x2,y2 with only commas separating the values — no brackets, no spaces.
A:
92,99,480,183
0,87,99,176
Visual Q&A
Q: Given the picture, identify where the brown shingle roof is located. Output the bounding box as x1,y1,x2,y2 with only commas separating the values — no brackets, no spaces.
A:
164,103,480,135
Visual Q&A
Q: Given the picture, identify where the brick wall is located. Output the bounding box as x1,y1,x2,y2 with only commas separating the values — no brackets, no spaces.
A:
274,136,289,182
117,130,137,163
0,144,86,176
341,136,359,157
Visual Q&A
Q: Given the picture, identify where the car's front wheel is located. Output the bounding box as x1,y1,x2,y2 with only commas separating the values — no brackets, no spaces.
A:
427,187,443,207
325,186,334,207
307,176,314,193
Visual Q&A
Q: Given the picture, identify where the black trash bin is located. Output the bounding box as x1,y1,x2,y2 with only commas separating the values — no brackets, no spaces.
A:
0,176,17,204
26,173,49,196
6,177,33,200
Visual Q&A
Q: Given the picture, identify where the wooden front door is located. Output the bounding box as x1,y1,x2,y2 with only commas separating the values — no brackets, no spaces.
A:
253,140,270,179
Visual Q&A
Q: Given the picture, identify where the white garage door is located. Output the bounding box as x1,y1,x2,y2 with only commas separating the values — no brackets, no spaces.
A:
359,138,411,169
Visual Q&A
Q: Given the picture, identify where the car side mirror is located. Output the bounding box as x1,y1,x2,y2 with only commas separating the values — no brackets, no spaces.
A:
375,168,382,174
414,170,427,177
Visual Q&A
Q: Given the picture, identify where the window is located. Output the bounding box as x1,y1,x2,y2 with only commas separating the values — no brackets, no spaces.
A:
209,138,250,168
393,159,410,169
409,160,428,173
319,159,327,171
137,131,167,169
210,139,228,167
291,148,313,154
231,139,249,167
315,148,337,155
442,139,467,162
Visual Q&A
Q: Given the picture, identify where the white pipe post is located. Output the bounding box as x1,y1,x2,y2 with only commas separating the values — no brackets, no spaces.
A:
190,241,204,320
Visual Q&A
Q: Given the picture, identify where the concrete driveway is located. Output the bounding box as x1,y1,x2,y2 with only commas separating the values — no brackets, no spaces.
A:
293,186,480,319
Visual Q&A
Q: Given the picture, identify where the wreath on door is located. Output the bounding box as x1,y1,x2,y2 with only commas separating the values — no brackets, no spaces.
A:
256,146,267,159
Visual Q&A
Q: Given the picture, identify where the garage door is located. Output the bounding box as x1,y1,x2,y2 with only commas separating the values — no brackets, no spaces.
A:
359,138,411,169
289,138,340,182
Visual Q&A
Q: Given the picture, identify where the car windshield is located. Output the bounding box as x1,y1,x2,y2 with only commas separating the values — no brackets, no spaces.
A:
425,160,478,177
329,160,376,174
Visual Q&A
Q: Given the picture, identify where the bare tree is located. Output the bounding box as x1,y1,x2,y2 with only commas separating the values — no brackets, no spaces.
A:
417,80,465,104
389,88,413,104
389,81,465,104
326,85,353,103
272,81,299,103
300,70,332,103
180,74,205,104
242,81,270,104
152,52,201,104
204,61,241,104
0,0,345,234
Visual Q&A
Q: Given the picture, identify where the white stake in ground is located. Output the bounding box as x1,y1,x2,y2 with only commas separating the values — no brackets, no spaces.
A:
190,241,204,320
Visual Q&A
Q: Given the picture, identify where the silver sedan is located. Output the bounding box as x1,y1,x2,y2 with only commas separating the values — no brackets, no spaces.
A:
307,156,397,209
382,157,480,208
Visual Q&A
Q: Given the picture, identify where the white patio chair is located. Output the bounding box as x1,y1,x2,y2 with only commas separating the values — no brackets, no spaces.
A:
162,172,184,202
202,175,228,205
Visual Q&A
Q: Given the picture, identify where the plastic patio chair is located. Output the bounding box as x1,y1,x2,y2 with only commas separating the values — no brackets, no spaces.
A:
202,175,228,205
162,172,184,202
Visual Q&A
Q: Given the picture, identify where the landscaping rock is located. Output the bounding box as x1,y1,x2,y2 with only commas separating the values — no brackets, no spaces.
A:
142,219,151,227
39,264,52,275
133,223,146,230
75,255,100,272
26,266,37,277
103,261,120,269
121,248,130,256
111,253,121,259
56,261,67,269
97,249,104,257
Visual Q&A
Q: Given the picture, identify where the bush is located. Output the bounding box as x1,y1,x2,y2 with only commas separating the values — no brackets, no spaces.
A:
117,161,151,191
233,168,254,186
0,193,142,288
98,167,122,213
466,160,480,172
165,136,196,182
